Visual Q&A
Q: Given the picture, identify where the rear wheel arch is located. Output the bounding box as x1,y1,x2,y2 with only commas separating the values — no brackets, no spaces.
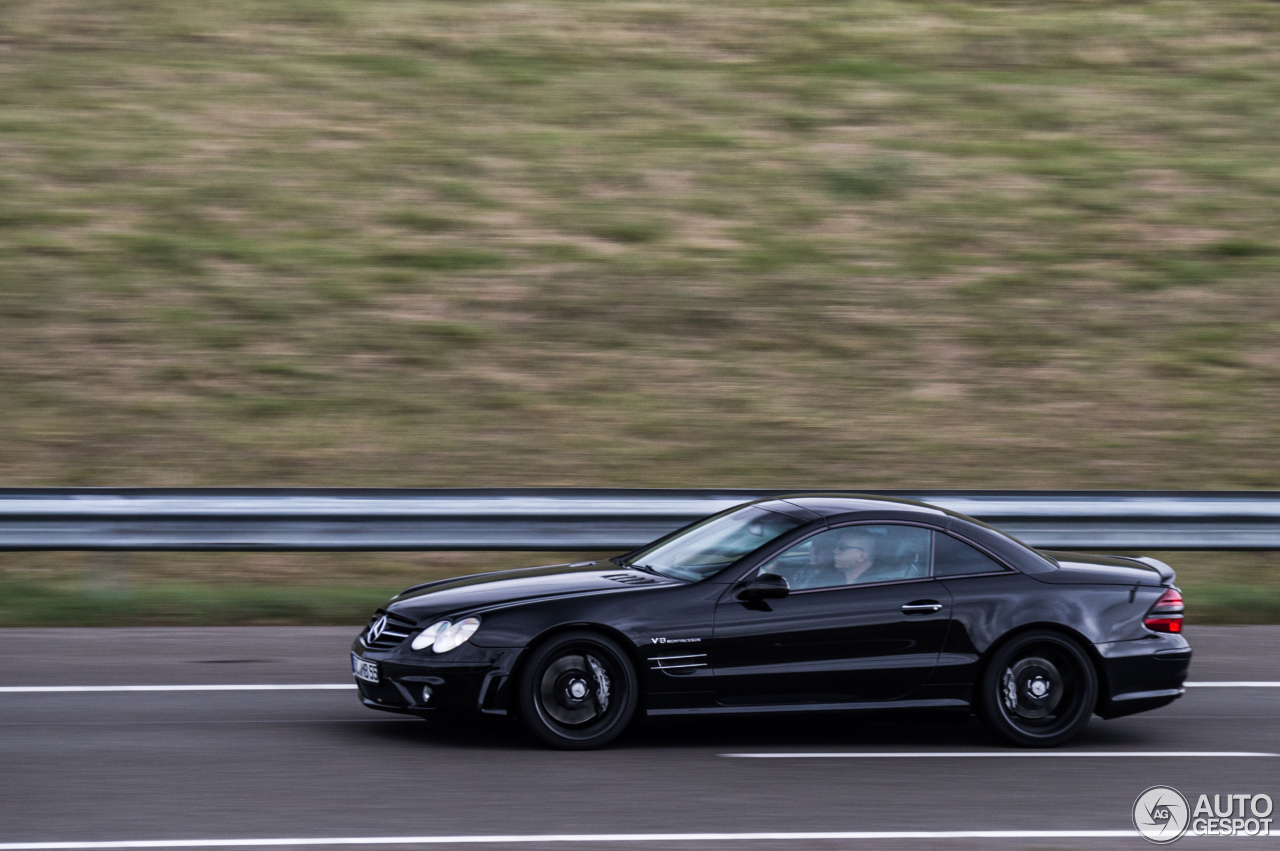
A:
978,622,1105,705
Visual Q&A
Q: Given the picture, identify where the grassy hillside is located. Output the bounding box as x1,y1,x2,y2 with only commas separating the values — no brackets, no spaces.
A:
2,0,1279,489
2,0,1279,622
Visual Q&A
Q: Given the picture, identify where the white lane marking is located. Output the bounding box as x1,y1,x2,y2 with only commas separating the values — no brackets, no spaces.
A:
0,831,1139,848
0,680,1276,694
0,685,357,693
722,751,1278,759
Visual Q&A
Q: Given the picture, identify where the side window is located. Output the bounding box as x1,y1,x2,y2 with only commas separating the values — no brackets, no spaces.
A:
758,524,932,591
933,532,1011,577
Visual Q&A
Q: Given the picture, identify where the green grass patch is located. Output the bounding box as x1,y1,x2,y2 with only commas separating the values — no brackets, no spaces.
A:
380,210,462,232
0,550,1276,626
372,248,507,270
324,54,429,78
0,580,399,627
821,155,914,200
0,576,1276,626
1184,584,1280,626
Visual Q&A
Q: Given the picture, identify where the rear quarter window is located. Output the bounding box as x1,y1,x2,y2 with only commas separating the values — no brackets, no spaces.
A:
933,532,1012,577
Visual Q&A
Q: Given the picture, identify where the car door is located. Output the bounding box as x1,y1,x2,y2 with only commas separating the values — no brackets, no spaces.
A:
711,523,952,706
929,529,1023,685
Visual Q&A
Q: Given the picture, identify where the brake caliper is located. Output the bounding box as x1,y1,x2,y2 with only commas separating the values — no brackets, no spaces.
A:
1002,667,1018,712
588,655,611,712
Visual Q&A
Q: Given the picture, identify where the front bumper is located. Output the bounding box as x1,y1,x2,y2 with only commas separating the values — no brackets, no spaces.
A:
351,640,519,718
1094,633,1192,719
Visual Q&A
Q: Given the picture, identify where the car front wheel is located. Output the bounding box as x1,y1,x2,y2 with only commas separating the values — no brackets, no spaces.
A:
516,630,638,750
978,630,1098,748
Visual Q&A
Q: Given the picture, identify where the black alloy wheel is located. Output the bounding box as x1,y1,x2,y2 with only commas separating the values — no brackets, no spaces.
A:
977,630,1098,748
516,630,638,750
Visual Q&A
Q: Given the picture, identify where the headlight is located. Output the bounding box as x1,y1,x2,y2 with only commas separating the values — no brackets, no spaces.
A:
411,620,450,651
410,616,481,653
432,617,481,654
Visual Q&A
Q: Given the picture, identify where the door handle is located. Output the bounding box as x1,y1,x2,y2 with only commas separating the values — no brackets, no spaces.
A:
901,601,942,614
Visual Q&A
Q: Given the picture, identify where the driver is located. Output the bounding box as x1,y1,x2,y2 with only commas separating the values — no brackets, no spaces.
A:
797,528,878,588
831,527,879,585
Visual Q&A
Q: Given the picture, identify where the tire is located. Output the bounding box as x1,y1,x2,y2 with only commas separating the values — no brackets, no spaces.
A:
977,630,1098,748
516,630,639,750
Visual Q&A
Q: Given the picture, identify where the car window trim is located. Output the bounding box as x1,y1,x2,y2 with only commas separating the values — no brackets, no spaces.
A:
786,574,938,595
934,569,1018,581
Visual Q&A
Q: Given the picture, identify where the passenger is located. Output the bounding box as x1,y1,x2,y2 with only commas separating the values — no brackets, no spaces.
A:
799,533,846,589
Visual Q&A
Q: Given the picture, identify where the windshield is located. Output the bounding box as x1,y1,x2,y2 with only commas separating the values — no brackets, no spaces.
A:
627,505,807,582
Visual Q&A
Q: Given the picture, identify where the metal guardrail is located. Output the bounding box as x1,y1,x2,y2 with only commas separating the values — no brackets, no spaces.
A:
0,489,1278,551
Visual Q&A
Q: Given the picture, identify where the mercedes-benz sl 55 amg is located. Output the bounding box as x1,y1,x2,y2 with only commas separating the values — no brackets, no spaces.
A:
351,494,1190,749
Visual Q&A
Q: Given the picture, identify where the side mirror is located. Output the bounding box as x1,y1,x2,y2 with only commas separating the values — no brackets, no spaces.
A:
737,573,790,601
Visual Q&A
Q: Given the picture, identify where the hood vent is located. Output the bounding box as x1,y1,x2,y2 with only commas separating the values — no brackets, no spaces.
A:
603,573,659,586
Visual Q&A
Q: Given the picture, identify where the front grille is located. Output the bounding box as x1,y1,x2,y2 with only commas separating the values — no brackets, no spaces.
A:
603,573,658,586
362,610,416,650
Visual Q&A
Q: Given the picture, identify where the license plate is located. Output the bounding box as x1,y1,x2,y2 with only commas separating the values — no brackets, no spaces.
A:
351,653,379,684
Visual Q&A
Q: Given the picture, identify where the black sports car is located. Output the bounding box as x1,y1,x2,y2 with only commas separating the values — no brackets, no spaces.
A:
351,494,1190,749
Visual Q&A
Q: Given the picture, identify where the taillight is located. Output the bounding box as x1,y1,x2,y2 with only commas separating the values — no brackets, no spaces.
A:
1145,587,1184,634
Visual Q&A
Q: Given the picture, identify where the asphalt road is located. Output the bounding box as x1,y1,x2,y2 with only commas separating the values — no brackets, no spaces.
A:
1,626,1278,850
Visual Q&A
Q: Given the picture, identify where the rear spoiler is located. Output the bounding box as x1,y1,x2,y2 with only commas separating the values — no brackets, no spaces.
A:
1130,556,1177,586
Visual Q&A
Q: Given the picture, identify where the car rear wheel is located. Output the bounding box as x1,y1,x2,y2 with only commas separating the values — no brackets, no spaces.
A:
977,630,1098,748
516,630,638,750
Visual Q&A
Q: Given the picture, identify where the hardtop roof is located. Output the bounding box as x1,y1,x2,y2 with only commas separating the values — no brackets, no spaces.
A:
772,493,949,519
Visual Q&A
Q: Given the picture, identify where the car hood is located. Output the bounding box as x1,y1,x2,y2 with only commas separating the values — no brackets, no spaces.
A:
1034,552,1176,586
384,561,683,621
